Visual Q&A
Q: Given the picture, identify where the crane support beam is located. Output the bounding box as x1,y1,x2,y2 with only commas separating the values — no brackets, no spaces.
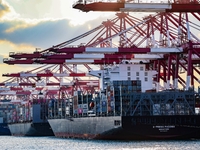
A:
65,58,149,64
121,3,171,12
73,1,200,12
2,73,88,77
57,47,183,53
9,52,41,59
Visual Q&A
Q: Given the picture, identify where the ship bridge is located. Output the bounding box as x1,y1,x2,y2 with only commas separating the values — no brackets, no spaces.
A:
73,0,200,12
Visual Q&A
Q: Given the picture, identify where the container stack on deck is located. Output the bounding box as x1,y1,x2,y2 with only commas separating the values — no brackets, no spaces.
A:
10,101,32,123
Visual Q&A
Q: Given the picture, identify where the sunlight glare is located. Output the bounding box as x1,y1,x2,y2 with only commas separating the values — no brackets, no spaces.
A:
60,0,115,26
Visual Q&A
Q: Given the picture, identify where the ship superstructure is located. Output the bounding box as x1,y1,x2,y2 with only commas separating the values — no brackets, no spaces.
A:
90,61,157,92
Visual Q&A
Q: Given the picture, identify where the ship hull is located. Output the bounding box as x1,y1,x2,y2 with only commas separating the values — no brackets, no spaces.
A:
8,122,54,136
48,115,200,140
0,123,11,135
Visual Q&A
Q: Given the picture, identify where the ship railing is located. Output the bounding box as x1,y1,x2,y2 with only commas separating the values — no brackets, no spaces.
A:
9,120,33,124
71,111,120,118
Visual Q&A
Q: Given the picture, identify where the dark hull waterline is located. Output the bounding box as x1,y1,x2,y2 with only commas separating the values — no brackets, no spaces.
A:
48,115,200,140
8,122,54,136
0,123,11,135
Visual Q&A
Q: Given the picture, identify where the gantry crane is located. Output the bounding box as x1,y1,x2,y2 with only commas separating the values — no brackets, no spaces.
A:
0,64,99,100
72,0,200,90
1,7,200,101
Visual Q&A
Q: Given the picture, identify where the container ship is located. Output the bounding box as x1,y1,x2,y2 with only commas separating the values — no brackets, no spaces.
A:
47,61,200,140
0,99,17,135
8,98,54,136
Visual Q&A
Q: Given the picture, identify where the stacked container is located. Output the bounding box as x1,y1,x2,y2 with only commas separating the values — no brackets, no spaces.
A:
113,80,142,115
0,100,16,123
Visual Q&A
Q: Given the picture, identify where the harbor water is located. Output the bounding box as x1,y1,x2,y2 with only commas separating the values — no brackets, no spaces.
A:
0,136,200,150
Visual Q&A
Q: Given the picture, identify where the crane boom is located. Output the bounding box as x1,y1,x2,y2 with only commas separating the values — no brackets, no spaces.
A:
73,0,200,12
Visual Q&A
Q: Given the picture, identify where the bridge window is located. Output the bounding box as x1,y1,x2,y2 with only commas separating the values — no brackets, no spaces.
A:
114,120,121,126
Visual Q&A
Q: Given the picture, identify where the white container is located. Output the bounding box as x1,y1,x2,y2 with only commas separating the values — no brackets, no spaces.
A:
153,104,160,115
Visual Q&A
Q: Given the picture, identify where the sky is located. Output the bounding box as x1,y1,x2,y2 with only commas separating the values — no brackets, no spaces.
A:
0,0,116,82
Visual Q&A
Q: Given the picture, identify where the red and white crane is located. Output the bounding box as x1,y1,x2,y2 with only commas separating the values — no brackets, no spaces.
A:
73,0,200,12
1,9,200,100
0,63,99,100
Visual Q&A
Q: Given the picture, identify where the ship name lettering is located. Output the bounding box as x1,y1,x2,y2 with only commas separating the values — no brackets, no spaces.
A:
131,117,196,126
153,125,175,128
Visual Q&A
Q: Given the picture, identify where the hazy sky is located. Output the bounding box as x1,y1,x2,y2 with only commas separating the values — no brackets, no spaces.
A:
0,0,116,82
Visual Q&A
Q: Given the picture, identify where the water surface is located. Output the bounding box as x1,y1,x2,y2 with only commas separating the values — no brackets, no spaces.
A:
0,136,199,150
